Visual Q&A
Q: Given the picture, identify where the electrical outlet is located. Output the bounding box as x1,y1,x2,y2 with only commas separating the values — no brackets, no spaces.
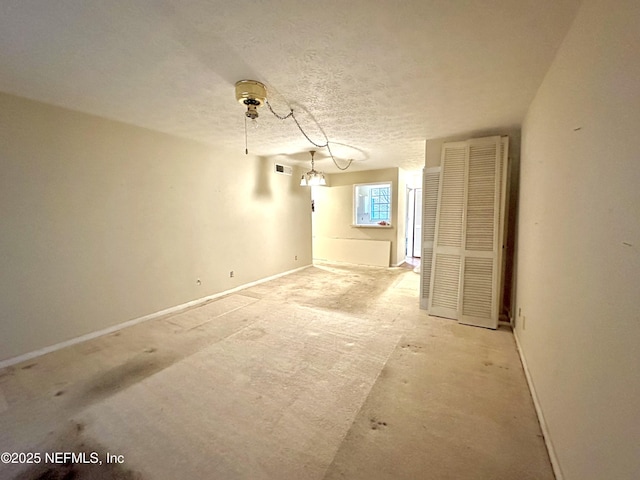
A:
229,271,234,278
196,279,201,286
518,307,522,317
295,255,298,260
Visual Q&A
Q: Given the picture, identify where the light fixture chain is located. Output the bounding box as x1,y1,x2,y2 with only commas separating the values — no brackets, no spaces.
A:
265,98,353,171
291,114,328,148
266,99,327,148
327,143,353,171
265,99,293,120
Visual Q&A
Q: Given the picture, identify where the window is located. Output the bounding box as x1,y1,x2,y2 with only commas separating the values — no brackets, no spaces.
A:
354,182,392,226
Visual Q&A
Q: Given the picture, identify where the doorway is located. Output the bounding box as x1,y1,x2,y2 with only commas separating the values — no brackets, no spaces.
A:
406,187,423,259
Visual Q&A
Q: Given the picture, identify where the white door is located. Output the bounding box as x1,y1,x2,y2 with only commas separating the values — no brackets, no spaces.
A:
458,137,502,328
428,136,507,329
428,144,467,320
420,168,441,310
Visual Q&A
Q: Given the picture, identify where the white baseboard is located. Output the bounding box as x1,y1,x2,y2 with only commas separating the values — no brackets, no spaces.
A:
313,259,396,269
513,331,563,480
0,265,311,370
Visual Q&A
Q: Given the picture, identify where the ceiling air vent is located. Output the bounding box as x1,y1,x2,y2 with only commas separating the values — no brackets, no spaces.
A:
274,164,293,176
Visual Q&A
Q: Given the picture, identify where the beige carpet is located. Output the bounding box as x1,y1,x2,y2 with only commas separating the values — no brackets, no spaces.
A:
0,263,553,479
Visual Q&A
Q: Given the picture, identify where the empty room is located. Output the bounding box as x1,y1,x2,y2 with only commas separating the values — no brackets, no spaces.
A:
0,1,638,479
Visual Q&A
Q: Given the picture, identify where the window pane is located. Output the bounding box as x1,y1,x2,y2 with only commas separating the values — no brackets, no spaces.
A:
354,183,392,225
370,186,390,221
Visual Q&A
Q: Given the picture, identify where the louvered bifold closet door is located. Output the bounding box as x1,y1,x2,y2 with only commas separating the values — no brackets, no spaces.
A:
419,167,440,309
428,145,466,319
459,137,501,328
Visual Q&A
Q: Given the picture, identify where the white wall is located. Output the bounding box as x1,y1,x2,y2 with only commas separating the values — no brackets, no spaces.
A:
311,168,404,266
0,93,312,361
516,0,640,478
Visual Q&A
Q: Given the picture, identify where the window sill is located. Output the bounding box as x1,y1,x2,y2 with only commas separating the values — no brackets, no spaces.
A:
351,224,393,229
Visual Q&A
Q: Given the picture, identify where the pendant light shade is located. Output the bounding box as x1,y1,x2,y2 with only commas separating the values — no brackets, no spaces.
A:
300,151,326,187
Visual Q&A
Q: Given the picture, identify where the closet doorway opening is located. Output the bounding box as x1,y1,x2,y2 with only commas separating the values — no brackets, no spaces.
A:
406,185,423,262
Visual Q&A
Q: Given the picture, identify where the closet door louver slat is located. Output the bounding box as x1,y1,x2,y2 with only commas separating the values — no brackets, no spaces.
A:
436,148,465,248
432,254,461,312
465,145,497,252
461,257,494,318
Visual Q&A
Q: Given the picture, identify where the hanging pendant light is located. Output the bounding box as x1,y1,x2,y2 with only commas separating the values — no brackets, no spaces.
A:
300,150,326,187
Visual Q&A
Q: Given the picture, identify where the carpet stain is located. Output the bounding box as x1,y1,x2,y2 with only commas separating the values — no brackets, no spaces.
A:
401,343,423,353
241,328,267,340
12,422,142,480
73,353,178,407
369,417,388,430
15,451,141,480
304,269,399,313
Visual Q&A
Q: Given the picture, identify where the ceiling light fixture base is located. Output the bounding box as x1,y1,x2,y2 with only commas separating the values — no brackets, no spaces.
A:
235,80,267,119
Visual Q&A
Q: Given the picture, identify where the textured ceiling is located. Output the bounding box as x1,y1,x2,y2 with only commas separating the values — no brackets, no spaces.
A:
0,0,581,172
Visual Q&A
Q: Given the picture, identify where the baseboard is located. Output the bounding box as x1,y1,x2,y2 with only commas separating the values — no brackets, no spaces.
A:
392,260,406,267
513,331,564,480
0,265,311,369
313,259,396,269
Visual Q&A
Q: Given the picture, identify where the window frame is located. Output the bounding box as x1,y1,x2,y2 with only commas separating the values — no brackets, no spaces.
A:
352,181,393,228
